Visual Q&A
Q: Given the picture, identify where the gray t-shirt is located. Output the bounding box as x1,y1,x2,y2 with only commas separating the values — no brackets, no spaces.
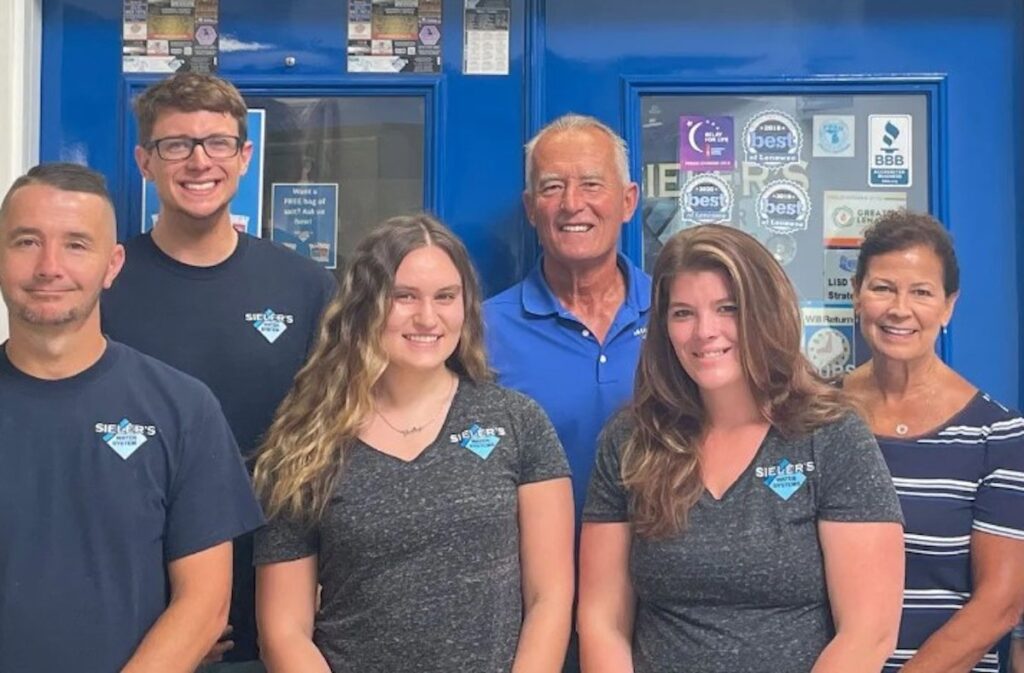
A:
254,379,570,673
584,411,903,673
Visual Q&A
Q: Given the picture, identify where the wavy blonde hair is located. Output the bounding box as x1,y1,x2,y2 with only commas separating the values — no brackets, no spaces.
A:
622,225,848,539
253,214,491,525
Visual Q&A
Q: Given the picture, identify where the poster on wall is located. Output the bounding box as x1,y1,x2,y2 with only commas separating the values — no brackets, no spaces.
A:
123,0,220,73
347,0,442,73
800,302,857,379
142,109,265,237
271,183,340,269
463,0,510,75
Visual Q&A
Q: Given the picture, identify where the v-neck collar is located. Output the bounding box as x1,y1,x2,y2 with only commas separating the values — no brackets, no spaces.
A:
358,378,466,466
700,425,776,505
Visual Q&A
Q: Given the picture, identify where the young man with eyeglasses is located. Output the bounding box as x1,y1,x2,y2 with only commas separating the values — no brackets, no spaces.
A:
103,73,336,672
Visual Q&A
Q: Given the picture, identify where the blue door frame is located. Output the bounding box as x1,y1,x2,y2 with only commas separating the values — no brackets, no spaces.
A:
40,0,1024,407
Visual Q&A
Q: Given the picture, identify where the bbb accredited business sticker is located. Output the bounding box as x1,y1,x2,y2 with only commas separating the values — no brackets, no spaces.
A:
868,115,912,187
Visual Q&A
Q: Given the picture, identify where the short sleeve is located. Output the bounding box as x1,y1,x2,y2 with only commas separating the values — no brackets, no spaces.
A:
164,389,266,561
973,408,1024,541
814,412,904,524
253,512,320,565
582,413,632,523
510,391,571,485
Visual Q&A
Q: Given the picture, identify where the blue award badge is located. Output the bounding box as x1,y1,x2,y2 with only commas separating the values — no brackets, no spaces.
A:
679,173,735,225
459,423,501,459
743,110,803,168
760,458,809,501
756,180,811,235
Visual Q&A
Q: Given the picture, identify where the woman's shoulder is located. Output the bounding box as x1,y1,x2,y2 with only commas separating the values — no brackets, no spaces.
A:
956,390,1024,433
459,378,546,417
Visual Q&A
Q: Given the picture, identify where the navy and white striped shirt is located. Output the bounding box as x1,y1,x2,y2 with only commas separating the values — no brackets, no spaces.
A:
879,392,1024,673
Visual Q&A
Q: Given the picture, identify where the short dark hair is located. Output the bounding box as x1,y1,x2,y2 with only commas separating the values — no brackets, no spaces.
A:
0,162,113,222
133,73,248,145
853,210,959,296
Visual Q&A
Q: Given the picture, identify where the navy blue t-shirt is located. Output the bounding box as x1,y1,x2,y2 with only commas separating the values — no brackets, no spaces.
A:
102,232,335,661
0,340,265,673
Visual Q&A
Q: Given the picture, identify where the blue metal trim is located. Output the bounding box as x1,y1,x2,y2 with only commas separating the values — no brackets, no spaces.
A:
520,0,547,263
1017,1,1024,409
620,73,951,358
119,76,442,239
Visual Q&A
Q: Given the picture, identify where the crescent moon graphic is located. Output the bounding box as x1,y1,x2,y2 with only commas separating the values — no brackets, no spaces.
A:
688,121,706,154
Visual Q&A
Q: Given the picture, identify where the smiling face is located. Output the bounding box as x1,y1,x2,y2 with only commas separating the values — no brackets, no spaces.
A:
666,269,749,399
0,184,124,331
524,127,638,271
381,245,465,376
134,108,252,226
854,244,957,364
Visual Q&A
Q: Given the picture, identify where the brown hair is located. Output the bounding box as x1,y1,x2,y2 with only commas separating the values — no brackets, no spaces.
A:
853,209,959,296
253,213,491,525
622,225,848,538
0,163,113,223
133,73,248,145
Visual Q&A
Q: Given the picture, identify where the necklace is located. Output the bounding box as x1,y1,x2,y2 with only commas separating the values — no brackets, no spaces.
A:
375,376,457,437
895,423,909,436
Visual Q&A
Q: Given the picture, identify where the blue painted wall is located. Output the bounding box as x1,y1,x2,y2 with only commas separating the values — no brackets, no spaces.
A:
40,0,1024,405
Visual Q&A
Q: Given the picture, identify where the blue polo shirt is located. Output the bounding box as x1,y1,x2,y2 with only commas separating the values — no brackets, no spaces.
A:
484,255,651,518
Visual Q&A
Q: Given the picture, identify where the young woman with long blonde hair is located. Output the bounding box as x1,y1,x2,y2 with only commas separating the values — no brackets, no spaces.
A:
252,214,574,673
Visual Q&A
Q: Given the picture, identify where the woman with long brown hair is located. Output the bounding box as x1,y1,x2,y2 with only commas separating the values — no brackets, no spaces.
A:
251,214,574,673
578,224,905,672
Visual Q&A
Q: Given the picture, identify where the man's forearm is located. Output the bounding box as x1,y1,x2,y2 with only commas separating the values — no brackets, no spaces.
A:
121,593,228,673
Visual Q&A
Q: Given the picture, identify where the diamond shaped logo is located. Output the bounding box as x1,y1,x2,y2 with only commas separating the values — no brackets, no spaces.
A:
252,308,287,344
459,423,500,459
102,418,149,460
762,458,807,500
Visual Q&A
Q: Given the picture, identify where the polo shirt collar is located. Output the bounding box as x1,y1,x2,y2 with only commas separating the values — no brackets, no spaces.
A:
521,253,651,318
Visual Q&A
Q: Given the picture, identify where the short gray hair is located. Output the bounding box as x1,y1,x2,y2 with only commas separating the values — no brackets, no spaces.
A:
524,114,631,193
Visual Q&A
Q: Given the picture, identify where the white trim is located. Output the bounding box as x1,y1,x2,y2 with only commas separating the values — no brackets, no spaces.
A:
0,0,43,341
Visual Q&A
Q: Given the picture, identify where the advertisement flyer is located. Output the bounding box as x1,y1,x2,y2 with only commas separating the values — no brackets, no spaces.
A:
801,302,857,379
348,0,442,73
271,183,340,269
463,0,510,75
822,190,907,246
123,0,219,73
142,109,265,237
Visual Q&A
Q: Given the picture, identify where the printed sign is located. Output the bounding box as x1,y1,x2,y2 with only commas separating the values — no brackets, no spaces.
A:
679,115,735,171
823,248,859,303
123,0,219,73
801,302,856,379
463,0,510,75
822,190,907,246
679,173,734,225
142,109,265,237
869,114,912,187
743,110,802,168
348,0,442,73
756,180,810,235
813,115,855,158
271,183,340,269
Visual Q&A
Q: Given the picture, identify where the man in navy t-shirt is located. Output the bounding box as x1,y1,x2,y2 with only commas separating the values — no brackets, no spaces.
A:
102,73,336,669
0,163,265,673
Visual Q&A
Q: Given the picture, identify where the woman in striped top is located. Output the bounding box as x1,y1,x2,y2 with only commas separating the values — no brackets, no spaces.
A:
845,210,1024,673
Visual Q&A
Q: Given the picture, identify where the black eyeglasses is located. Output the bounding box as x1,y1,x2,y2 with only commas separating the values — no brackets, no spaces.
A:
145,135,242,161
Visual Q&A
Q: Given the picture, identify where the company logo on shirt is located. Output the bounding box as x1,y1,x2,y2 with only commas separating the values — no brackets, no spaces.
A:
95,418,157,459
633,326,648,339
245,308,295,344
450,423,506,459
756,458,815,500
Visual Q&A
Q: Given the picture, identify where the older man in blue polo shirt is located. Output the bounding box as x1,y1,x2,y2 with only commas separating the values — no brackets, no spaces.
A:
485,113,650,532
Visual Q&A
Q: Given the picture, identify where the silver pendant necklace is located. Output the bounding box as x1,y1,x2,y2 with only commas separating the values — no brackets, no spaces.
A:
375,376,457,437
